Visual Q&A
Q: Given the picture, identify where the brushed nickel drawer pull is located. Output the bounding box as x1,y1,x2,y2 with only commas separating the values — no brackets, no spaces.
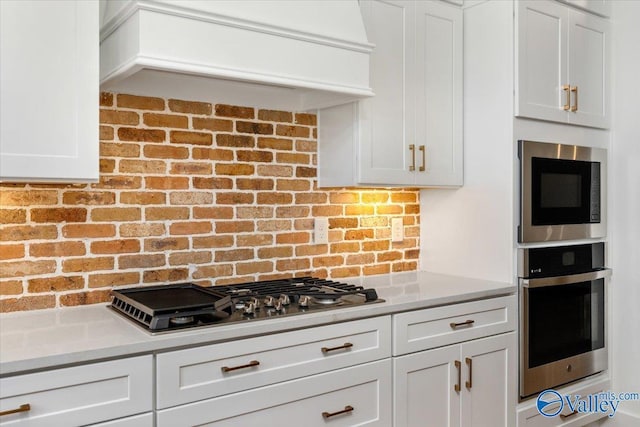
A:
322,405,354,419
560,410,579,420
454,360,461,392
465,357,473,389
450,319,475,329
221,360,260,373
0,404,31,417
321,342,353,353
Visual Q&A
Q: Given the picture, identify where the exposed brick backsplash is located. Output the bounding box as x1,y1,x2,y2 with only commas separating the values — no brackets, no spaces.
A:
0,93,420,312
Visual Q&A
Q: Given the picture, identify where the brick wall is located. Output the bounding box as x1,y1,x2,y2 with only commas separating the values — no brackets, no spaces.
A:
0,93,420,312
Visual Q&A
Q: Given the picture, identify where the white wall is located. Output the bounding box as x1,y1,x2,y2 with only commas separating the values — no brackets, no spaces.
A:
610,0,640,421
420,0,514,283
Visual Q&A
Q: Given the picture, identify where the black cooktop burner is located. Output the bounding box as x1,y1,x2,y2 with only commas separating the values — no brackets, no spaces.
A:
110,277,382,333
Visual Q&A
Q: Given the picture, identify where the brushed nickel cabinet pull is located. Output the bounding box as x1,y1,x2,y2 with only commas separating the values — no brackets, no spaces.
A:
409,144,416,171
450,319,475,329
562,84,571,110
465,357,473,389
570,86,578,112
0,404,31,417
221,360,260,373
322,405,354,419
321,342,353,353
560,410,578,420
419,145,426,172
454,360,461,392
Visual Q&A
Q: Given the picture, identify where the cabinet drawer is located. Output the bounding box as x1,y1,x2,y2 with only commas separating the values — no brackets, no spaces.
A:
157,359,392,426
393,295,516,355
0,356,152,426
157,316,391,409
517,377,609,427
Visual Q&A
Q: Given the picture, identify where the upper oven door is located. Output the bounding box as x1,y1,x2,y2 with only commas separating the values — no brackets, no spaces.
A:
519,140,607,243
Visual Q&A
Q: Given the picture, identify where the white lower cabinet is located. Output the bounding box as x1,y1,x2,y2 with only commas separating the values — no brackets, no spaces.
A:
392,295,518,427
394,333,517,427
156,359,392,427
156,316,390,409
0,356,152,426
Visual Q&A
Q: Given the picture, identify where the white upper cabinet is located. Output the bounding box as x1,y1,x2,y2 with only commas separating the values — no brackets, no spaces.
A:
568,9,609,127
515,0,610,129
358,0,415,186
318,0,462,187
414,0,463,186
0,0,99,182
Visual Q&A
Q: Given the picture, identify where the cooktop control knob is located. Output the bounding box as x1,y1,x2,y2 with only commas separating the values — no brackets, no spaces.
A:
264,296,275,308
243,302,256,316
273,299,283,312
250,297,261,310
279,294,290,306
299,295,310,308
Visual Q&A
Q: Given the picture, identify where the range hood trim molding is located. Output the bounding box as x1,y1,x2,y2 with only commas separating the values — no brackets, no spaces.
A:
100,0,375,109
100,0,375,54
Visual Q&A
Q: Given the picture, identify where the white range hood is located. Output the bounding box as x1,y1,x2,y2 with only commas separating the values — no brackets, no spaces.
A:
99,0,374,110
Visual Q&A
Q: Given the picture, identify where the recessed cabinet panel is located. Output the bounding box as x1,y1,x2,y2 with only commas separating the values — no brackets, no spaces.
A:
568,11,608,128
394,346,460,427
516,1,567,123
461,334,516,427
0,0,99,182
359,0,414,185
415,1,462,186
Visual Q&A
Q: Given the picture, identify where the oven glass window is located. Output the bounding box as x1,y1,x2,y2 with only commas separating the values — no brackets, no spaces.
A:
531,157,596,225
527,279,604,368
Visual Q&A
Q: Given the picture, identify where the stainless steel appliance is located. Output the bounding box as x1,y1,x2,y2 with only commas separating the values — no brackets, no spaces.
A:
519,242,610,398
110,277,382,334
519,140,607,243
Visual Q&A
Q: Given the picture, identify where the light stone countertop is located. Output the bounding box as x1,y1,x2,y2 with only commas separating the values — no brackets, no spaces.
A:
0,271,516,376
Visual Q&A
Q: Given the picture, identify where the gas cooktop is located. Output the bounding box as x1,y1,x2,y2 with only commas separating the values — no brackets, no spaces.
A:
110,277,382,333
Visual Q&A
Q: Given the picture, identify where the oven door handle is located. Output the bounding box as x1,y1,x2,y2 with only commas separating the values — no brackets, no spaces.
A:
521,269,611,288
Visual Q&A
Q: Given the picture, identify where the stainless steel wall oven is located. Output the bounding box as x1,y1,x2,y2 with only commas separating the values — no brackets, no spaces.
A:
519,140,607,243
519,242,610,398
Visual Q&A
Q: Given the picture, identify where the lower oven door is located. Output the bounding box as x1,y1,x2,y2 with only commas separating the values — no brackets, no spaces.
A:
520,269,610,398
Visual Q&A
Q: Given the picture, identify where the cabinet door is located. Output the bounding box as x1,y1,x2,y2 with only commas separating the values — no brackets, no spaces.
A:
358,0,415,185
567,9,609,128
460,333,517,427
515,1,569,124
0,0,99,182
394,345,461,427
414,1,463,186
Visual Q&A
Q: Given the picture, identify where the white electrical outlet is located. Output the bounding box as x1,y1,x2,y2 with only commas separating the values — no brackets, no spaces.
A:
314,217,329,244
391,217,404,243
